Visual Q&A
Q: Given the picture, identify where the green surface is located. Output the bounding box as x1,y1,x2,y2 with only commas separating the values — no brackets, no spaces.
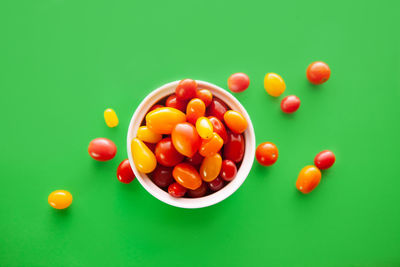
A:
1,0,399,266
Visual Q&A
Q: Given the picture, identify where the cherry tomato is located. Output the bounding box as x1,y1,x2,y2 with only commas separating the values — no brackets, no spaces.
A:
48,190,73,209
136,126,162,143
224,110,247,134
187,182,207,198
168,182,187,198
220,160,237,181
175,79,197,100
131,138,157,173
186,98,206,125
171,122,201,157
264,73,286,97
208,177,224,192
165,94,187,112
281,95,301,113
200,153,222,182
88,138,117,161
196,89,213,107
306,61,330,85
296,165,322,194
149,104,164,112
116,159,135,184
146,107,186,134
172,163,202,190
150,165,174,188
256,142,278,166
208,116,228,144
228,72,250,93
314,150,335,170
199,132,224,157
104,108,119,127
223,132,245,163
196,117,213,139
155,137,184,167
185,152,204,166
207,98,228,122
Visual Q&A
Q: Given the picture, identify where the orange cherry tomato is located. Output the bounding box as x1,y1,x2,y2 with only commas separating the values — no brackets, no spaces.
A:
296,165,322,194
264,73,286,97
199,132,223,157
146,107,186,134
172,163,202,190
200,153,222,182
196,89,213,107
48,190,73,209
223,110,247,134
171,122,201,157
186,98,206,125
306,61,331,85
256,142,278,166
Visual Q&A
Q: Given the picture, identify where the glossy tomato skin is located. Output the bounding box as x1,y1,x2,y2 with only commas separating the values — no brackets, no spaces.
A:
199,132,224,157
200,153,222,182
186,98,206,125
187,182,208,198
256,142,278,166
168,182,187,197
149,104,164,112
48,190,73,209
171,122,201,157
306,61,331,85
175,79,197,100
151,165,174,188
185,152,204,166
155,137,184,167
146,107,186,134
220,160,237,181
117,159,135,184
131,138,157,173
281,95,301,113
196,89,213,107
166,94,187,113
207,98,228,122
223,132,245,163
314,150,335,169
172,163,202,190
88,138,117,161
208,116,228,144
264,73,286,97
228,73,250,93
223,110,247,134
296,165,322,194
208,177,224,192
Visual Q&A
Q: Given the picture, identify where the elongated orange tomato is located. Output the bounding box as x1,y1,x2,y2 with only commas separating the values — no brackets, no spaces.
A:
296,165,322,194
200,153,222,182
131,138,157,173
199,132,223,157
136,126,162,143
146,107,186,134
173,163,202,190
186,98,206,125
223,110,247,134
171,122,201,157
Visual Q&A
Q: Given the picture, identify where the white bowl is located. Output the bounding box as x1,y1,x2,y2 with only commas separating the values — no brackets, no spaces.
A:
127,80,255,209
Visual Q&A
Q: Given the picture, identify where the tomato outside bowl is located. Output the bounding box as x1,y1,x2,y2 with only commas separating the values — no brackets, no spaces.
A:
127,80,256,209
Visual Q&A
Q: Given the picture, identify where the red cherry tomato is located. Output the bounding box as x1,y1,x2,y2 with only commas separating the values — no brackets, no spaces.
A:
171,122,201,157
306,61,331,85
228,73,250,93
186,98,206,125
172,163,202,190
149,104,164,112
314,150,335,170
116,159,135,184
208,116,228,144
175,79,197,100
150,165,174,188
185,152,204,166
88,138,117,161
207,98,228,122
281,95,300,113
165,94,187,112
256,142,278,166
220,160,237,181
208,177,224,192
168,182,187,197
187,182,207,198
223,132,245,163
155,137,184,167
196,89,213,107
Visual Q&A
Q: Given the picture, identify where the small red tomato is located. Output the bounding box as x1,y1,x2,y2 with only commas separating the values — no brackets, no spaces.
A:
175,79,197,100
116,159,135,184
168,182,187,197
171,122,201,158
187,182,208,198
306,61,331,85
256,142,278,166
165,94,187,113
208,177,224,192
155,137,184,167
151,165,174,188
223,132,245,163
186,98,206,125
207,98,228,122
314,150,335,170
281,95,301,113
196,89,213,107
149,104,164,112
220,160,237,182
185,152,204,166
208,116,228,144
88,138,117,161
228,73,250,93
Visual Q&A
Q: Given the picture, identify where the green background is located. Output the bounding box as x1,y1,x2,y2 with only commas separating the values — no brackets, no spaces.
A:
1,0,399,266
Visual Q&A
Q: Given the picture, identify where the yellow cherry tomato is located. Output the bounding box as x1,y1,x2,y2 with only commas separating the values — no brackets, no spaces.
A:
264,73,286,97
136,126,162,144
196,117,213,139
131,138,157,173
223,110,247,134
48,190,73,209
200,153,222,182
296,165,322,194
104,108,119,127
146,107,186,134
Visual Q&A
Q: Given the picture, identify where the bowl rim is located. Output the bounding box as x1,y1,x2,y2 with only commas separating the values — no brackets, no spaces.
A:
127,80,255,209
